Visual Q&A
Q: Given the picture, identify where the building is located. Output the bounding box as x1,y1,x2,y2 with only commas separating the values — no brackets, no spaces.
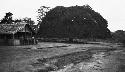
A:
0,22,37,45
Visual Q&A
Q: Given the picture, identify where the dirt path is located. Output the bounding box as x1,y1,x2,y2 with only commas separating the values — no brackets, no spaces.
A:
0,42,124,72
33,48,125,72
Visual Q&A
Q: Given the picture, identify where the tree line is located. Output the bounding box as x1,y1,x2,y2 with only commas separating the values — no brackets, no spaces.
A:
0,12,35,25
2,5,125,42
111,30,125,43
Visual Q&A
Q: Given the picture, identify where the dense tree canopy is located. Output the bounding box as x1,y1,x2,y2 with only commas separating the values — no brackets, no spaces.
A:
0,12,13,24
37,5,111,39
0,12,35,25
112,30,125,42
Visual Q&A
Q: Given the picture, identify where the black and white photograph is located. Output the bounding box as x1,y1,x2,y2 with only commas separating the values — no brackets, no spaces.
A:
0,0,125,72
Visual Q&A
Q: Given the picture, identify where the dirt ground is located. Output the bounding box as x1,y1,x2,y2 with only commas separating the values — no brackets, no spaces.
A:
0,42,125,72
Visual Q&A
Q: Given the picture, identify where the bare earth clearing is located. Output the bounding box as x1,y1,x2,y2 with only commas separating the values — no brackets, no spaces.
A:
0,42,125,72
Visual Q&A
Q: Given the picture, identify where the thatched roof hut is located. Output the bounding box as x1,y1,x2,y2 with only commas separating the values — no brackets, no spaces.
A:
0,22,37,45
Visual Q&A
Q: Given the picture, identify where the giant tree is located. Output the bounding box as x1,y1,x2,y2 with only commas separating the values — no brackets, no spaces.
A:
37,5,111,39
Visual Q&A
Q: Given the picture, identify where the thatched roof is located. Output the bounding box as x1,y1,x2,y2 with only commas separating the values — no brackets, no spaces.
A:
0,22,31,34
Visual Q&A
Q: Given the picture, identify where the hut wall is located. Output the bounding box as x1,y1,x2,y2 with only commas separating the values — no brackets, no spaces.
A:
8,39,20,46
0,39,37,46
0,39,6,45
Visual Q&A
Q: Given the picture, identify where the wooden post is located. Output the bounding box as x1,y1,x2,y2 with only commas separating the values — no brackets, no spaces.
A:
25,27,26,39
24,26,26,45
12,33,15,39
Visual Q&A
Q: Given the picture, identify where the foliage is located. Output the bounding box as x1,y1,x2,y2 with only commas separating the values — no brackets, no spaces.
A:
0,12,35,26
0,12,13,24
14,17,35,25
112,30,125,42
37,6,50,23
38,5,111,39
22,17,35,25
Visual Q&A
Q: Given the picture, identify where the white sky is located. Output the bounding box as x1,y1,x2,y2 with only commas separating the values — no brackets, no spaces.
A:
0,0,125,32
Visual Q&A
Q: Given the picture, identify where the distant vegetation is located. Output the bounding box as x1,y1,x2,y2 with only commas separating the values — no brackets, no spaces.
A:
0,12,39,32
0,12,35,25
37,5,111,39
1,6,125,44
0,12,13,24
112,30,125,43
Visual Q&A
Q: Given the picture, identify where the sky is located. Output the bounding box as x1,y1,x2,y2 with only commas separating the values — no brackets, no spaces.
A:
0,0,125,32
